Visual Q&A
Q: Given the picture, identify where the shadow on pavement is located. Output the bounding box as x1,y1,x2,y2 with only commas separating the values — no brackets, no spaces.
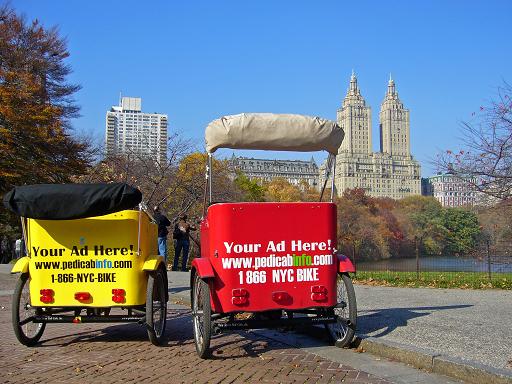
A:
34,308,303,358
31,303,469,356
357,304,473,338
35,308,192,347
169,286,189,295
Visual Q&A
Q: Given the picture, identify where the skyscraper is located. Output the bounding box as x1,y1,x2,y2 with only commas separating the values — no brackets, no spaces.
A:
379,76,411,157
337,71,372,155
105,97,168,163
323,73,421,199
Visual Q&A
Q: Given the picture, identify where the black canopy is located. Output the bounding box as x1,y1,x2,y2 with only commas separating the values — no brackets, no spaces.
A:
3,183,142,220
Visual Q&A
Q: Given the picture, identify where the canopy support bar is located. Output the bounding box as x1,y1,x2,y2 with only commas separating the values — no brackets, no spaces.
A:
330,156,336,202
20,217,29,257
202,153,212,218
208,153,213,204
319,154,336,202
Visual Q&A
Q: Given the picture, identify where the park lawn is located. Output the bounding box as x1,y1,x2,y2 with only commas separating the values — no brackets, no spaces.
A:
352,270,512,290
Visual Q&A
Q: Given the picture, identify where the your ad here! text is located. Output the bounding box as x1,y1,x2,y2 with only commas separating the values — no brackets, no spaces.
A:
222,239,335,285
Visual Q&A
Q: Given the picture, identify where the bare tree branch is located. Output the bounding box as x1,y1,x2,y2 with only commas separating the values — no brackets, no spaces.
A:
433,81,512,201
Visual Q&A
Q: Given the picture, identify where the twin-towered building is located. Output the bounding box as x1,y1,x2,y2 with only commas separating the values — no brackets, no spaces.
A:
322,72,421,199
232,73,422,199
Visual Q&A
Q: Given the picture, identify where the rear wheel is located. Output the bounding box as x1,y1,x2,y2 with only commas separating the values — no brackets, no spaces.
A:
326,273,357,348
146,268,167,345
192,273,212,358
12,273,46,346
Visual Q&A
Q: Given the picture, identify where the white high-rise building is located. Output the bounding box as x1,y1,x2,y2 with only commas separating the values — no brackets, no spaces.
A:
105,97,168,163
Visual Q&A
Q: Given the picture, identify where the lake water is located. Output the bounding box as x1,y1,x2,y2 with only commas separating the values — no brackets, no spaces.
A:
357,256,512,273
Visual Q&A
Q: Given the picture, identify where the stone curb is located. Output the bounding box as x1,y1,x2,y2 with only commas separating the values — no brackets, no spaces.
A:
359,337,512,384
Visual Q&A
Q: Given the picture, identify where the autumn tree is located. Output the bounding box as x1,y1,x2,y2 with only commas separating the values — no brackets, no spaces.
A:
476,200,512,257
264,178,302,202
77,133,194,210
337,189,393,263
395,196,447,276
172,152,242,218
0,6,93,246
374,197,404,256
298,180,320,202
435,82,512,201
234,173,266,202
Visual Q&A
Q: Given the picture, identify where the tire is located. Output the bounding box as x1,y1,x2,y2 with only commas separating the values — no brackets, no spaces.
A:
146,268,167,345
326,273,357,348
192,273,212,358
12,273,46,346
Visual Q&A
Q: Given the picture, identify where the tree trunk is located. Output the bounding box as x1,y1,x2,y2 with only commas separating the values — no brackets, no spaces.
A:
352,242,357,275
415,238,420,280
486,239,491,282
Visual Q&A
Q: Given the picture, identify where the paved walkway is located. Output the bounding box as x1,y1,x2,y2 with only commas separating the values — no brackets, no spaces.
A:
354,285,512,373
0,265,462,383
167,270,512,373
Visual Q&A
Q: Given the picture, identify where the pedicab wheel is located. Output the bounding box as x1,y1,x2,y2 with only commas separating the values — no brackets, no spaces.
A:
146,268,167,345
326,273,357,348
192,273,211,359
12,273,46,346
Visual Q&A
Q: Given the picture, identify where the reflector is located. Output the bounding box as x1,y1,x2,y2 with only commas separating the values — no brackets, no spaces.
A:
232,296,248,305
74,292,91,301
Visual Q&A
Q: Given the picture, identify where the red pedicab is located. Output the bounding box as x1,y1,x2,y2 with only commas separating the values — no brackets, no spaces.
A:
190,113,357,358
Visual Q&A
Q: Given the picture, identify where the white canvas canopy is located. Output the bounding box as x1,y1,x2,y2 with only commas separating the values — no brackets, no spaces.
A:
205,113,344,155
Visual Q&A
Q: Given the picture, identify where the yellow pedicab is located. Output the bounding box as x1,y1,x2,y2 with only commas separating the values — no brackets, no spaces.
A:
3,183,168,346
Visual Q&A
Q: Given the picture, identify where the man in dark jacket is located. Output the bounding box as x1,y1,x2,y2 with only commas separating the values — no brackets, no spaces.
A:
172,214,196,271
153,206,171,262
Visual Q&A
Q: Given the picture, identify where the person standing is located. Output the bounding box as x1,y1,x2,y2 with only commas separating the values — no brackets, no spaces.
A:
14,238,23,259
153,206,171,262
172,214,196,271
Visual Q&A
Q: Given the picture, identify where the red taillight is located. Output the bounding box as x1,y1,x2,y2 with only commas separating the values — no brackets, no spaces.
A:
40,296,53,303
112,288,126,303
311,293,327,301
40,289,54,303
232,296,248,305
272,291,291,304
232,288,248,297
311,286,328,301
74,292,91,302
311,285,327,294
232,288,249,305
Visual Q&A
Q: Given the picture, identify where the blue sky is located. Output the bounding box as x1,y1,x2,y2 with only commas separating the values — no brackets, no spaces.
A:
10,0,512,176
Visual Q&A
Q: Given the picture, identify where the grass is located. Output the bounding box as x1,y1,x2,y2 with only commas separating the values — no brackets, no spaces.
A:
352,270,512,290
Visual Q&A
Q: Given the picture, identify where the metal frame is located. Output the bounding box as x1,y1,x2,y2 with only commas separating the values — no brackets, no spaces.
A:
213,314,337,333
319,154,337,202
203,151,337,213
202,154,212,218
20,217,29,257
208,153,213,204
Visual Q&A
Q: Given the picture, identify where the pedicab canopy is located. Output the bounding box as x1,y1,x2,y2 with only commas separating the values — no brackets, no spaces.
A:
205,113,344,154
3,183,142,220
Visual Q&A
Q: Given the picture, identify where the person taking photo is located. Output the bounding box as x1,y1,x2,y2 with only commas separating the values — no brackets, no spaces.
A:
172,214,196,271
